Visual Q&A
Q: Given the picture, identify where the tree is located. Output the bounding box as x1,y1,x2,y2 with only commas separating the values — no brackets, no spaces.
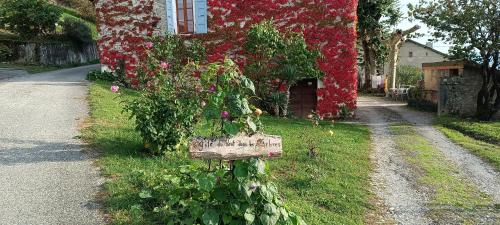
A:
0,0,61,39
386,25,420,90
357,0,401,89
410,0,500,120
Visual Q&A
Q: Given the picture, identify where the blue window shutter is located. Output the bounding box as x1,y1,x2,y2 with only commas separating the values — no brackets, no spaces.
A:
166,0,176,34
194,0,208,34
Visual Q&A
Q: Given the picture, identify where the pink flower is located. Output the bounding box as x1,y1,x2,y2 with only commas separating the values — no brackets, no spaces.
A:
111,85,119,93
160,61,170,70
145,41,154,49
221,111,230,119
209,85,216,93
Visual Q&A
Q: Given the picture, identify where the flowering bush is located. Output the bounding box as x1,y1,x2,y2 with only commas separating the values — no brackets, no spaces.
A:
125,35,205,154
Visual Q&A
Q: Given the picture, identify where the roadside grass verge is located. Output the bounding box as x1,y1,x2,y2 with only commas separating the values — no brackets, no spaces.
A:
390,124,492,221
436,126,500,170
436,116,500,145
84,81,373,225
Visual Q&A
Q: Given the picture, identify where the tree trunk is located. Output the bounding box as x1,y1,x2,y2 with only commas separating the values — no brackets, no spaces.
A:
386,25,420,90
362,39,376,90
282,87,291,117
476,54,499,120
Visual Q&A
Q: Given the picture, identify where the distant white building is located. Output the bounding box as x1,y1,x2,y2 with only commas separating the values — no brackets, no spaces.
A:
360,39,448,89
383,39,447,73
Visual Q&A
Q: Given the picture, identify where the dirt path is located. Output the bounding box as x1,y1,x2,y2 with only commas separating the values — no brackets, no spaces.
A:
0,65,103,225
357,96,500,224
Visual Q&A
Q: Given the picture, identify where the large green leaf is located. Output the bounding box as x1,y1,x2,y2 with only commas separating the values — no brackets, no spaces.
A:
202,209,220,225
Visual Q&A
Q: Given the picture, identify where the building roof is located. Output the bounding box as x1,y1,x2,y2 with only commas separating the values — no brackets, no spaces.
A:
422,60,483,70
405,39,448,58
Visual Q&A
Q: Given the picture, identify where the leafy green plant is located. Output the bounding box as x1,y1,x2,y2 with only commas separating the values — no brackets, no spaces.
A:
86,70,116,82
396,65,423,86
0,43,12,62
0,0,62,38
337,103,353,120
60,16,93,48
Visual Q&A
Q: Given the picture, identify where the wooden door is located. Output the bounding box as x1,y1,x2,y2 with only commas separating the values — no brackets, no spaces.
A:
289,79,317,118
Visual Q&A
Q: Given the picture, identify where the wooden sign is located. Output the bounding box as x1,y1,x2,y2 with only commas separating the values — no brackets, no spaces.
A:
189,134,282,160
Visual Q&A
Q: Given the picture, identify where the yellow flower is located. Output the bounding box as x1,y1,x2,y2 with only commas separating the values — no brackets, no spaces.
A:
329,130,334,136
144,142,151,149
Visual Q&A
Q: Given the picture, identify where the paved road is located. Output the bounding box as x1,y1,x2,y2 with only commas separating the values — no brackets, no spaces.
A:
0,65,103,225
0,68,29,80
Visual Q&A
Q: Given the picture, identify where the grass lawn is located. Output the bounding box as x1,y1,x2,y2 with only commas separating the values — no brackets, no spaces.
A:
436,116,500,145
84,81,373,225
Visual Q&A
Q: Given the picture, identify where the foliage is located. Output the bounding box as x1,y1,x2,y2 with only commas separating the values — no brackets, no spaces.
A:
125,63,202,154
135,34,205,87
129,160,305,225
409,0,500,120
337,103,354,120
86,70,117,82
357,0,401,88
0,0,62,38
244,21,323,117
0,43,12,62
198,58,262,136
53,0,96,22
396,65,423,86
60,16,93,48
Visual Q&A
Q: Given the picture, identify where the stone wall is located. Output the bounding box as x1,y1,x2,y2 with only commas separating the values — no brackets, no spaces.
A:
1,41,98,66
438,68,482,117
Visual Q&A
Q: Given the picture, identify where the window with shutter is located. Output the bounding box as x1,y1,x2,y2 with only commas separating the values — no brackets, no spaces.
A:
177,0,194,34
166,0,207,34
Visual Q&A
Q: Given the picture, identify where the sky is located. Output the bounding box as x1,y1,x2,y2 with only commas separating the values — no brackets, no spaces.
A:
396,0,452,54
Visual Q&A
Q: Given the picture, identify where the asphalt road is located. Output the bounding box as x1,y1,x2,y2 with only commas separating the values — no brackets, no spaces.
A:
0,65,103,225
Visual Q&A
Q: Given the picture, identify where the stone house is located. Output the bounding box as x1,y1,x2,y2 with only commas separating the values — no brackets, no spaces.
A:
422,60,498,118
91,0,358,118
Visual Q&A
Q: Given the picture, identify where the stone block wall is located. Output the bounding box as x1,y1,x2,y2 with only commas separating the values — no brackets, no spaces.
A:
1,40,98,66
438,68,482,117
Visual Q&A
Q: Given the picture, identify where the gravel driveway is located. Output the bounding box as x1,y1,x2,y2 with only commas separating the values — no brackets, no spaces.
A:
0,65,103,225
357,96,500,224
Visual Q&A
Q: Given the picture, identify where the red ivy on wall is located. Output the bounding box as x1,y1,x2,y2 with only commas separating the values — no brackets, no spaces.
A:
94,0,358,117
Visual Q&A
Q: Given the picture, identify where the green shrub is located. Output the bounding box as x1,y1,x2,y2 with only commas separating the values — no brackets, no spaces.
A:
128,160,305,225
126,62,202,154
0,0,61,38
244,20,323,117
396,65,424,86
60,16,93,47
0,43,12,62
86,70,116,82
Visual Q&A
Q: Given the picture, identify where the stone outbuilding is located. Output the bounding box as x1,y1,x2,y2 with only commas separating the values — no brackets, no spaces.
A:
91,0,359,117
422,60,498,118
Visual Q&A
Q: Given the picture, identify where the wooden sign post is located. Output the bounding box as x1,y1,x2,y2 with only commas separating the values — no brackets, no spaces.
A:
189,134,282,160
